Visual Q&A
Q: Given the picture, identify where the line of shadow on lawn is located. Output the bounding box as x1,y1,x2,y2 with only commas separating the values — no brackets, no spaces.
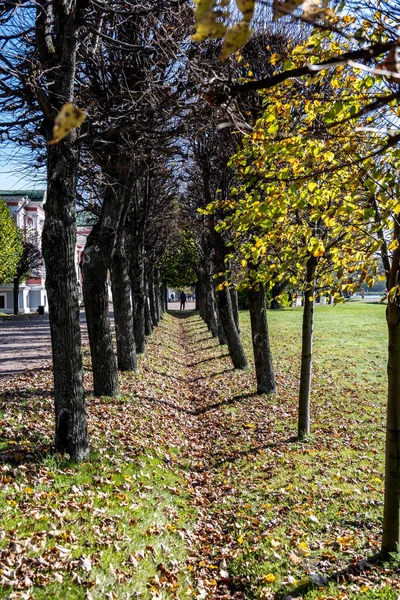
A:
138,391,258,416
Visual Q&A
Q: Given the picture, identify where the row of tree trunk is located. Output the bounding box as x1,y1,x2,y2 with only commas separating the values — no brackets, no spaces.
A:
196,226,276,395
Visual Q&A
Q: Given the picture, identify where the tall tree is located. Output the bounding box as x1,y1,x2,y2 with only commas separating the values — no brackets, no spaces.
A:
13,229,43,315
0,199,22,286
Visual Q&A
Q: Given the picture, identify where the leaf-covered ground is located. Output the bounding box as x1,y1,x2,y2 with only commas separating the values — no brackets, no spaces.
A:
0,303,399,599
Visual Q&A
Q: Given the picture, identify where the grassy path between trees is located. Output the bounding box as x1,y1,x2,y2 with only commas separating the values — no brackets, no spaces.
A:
0,305,399,599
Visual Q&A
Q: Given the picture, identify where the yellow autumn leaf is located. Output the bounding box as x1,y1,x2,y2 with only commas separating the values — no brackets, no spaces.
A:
48,103,87,145
297,541,311,556
235,0,255,21
272,0,303,20
221,21,251,59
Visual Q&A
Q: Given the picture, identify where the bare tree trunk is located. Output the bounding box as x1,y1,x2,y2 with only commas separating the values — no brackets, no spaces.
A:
43,139,89,460
248,283,275,394
230,288,240,333
162,281,168,313
110,227,137,372
216,286,248,369
270,283,284,310
217,309,227,345
195,281,200,311
13,277,19,315
382,232,400,553
154,268,162,320
35,1,89,460
148,267,158,326
131,243,146,353
213,227,247,369
144,290,153,336
82,224,119,397
298,257,316,438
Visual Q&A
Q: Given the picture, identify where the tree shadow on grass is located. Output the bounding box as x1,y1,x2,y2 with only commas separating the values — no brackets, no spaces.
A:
0,429,54,466
211,435,296,468
186,343,219,354
138,390,260,417
149,368,234,383
271,553,394,600
187,353,230,366
167,310,196,319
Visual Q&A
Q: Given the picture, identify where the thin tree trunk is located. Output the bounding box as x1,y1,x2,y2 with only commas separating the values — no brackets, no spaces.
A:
131,243,145,353
270,283,284,309
212,225,247,369
13,277,19,315
230,288,240,332
382,235,400,553
248,283,275,394
298,257,316,438
154,268,162,320
110,228,137,372
144,291,153,336
217,309,227,345
205,275,219,337
148,267,158,326
82,224,120,397
195,281,200,311
162,281,168,313
43,139,89,460
216,286,248,369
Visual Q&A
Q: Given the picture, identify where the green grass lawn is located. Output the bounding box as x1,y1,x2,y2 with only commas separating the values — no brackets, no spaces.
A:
217,303,393,599
0,302,397,599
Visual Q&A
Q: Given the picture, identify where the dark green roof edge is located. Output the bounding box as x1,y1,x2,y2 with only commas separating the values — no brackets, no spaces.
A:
0,190,46,202
76,210,98,226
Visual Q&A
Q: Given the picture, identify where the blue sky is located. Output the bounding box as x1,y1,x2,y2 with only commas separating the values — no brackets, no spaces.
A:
0,145,45,191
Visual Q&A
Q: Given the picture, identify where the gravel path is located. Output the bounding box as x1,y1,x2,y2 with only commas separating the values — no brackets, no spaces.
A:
0,313,89,377
0,305,195,377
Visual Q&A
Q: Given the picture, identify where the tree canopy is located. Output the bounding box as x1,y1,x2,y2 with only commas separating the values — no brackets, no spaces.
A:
0,199,22,286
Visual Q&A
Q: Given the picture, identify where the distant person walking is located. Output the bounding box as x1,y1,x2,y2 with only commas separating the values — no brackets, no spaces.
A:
180,291,186,310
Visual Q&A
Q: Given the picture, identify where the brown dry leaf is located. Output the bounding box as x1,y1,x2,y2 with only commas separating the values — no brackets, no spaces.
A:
289,551,302,565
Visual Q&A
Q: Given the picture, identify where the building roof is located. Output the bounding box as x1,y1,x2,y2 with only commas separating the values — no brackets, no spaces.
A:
0,190,46,202
76,209,98,227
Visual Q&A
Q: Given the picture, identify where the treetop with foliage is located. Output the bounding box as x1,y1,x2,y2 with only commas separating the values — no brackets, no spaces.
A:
0,199,22,286
160,230,199,289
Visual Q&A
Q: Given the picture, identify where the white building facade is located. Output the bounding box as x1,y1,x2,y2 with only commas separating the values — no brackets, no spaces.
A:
0,190,91,314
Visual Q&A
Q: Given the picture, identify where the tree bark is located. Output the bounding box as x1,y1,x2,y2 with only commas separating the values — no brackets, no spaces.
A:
148,267,158,326
270,283,284,309
382,236,400,553
144,290,153,336
82,224,120,397
110,227,137,372
298,257,316,438
131,243,146,353
162,281,168,313
195,281,200,311
212,226,247,369
230,288,240,333
216,285,248,369
217,309,227,345
13,277,19,315
43,139,89,460
154,268,162,320
248,283,275,394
